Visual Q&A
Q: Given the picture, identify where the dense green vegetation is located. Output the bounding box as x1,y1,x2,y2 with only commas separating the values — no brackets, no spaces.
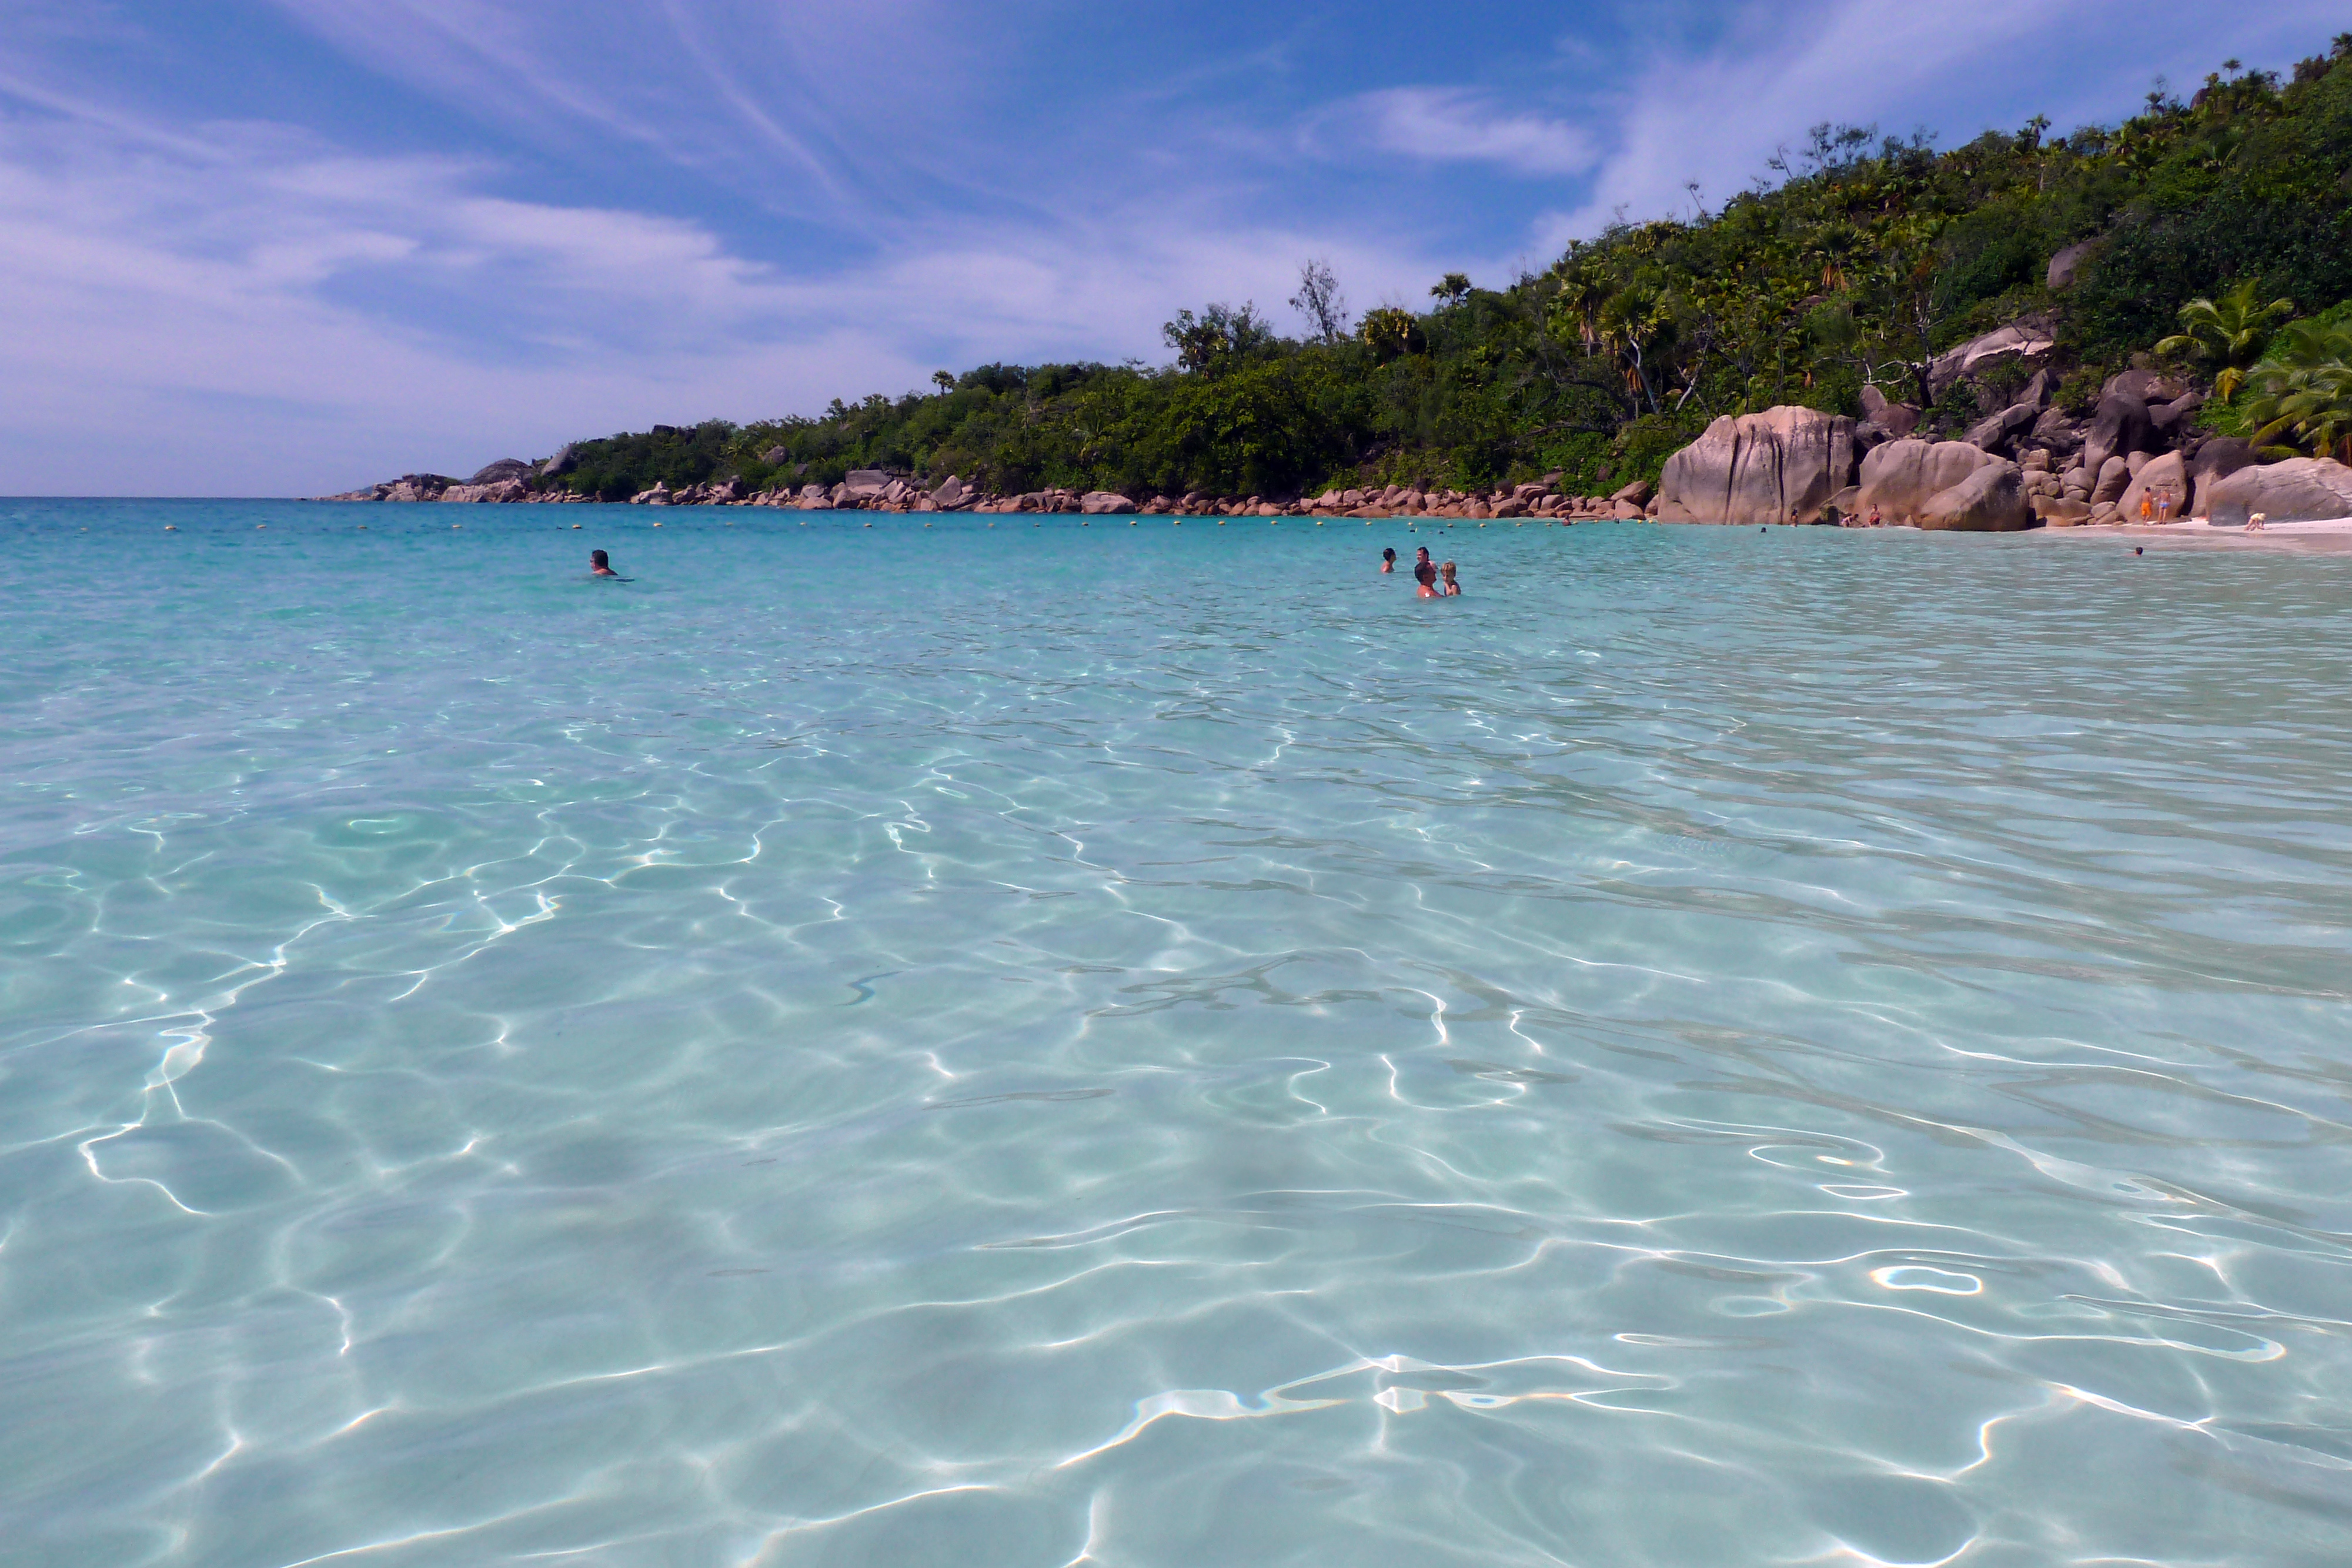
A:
545,36,2352,503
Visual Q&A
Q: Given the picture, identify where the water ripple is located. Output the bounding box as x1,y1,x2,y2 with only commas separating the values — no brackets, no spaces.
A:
2,502,2350,1565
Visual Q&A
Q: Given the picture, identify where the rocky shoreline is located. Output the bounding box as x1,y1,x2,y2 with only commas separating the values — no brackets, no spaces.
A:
1652,316,2352,531
322,320,2352,531
320,460,1665,523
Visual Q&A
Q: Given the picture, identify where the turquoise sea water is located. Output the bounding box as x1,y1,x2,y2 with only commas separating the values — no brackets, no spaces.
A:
4,499,2350,1567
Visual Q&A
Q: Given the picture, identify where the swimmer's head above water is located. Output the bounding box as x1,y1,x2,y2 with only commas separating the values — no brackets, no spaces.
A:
590,549,625,578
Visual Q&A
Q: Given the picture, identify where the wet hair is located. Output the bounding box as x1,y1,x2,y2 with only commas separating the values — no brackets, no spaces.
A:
591,550,610,568
1382,547,1395,562
1441,560,1456,576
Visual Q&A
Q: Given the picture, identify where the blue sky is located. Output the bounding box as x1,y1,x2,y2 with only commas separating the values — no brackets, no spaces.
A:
2,1,2338,494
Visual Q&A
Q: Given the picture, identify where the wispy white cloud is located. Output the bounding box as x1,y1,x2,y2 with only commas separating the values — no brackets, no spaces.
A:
1356,87,1598,177
0,79,1441,494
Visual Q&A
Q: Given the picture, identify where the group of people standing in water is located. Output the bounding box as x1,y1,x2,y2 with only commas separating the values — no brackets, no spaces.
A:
1381,546,1460,596
589,540,1466,594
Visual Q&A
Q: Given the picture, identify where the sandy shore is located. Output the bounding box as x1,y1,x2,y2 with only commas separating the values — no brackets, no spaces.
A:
2038,516,2352,551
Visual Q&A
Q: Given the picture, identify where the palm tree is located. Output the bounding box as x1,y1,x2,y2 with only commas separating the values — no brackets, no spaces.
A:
1549,263,1610,355
2156,280,2294,400
1598,285,1672,416
2242,317,2352,461
1805,222,1864,291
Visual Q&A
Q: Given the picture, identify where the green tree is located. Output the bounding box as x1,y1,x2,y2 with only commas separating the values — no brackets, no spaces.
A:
1289,259,1350,343
1162,303,1277,377
1358,307,1426,363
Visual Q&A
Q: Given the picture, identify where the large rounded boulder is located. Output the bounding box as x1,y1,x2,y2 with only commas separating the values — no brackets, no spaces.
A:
1855,439,2033,530
2206,458,2352,526
1656,406,1860,524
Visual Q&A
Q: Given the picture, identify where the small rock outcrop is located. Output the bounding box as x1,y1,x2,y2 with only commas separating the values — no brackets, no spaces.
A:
440,478,527,503
469,459,531,486
1656,406,1859,524
2046,240,2096,290
1080,491,1138,514
1926,319,2054,399
2206,458,2352,526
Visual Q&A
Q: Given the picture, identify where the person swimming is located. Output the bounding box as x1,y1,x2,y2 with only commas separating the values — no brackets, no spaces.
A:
1441,561,1460,596
1413,547,1435,590
1381,547,1396,573
589,549,631,580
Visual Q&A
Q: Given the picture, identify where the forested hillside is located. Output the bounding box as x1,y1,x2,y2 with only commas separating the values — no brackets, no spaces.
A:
539,36,2352,504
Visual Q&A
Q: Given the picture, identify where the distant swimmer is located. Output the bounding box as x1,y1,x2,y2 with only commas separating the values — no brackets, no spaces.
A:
1381,547,1396,573
1441,561,1461,596
589,549,632,580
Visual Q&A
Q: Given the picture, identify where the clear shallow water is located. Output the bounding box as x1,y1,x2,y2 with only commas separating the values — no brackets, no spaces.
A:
4,499,2351,1568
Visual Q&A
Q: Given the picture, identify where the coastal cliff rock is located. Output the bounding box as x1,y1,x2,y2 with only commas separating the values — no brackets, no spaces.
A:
469,459,530,486
1080,491,1137,514
1656,406,1857,524
1855,439,2032,530
2206,459,2352,526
